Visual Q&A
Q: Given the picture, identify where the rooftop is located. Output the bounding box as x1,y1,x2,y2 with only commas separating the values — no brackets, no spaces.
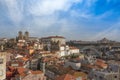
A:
55,74,75,80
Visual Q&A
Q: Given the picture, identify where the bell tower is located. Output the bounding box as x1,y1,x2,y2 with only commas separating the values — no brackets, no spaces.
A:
24,31,29,40
18,31,23,40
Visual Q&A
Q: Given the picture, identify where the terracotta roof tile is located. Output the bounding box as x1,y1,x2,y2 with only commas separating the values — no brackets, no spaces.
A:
82,64,100,69
95,61,108,69
17,67,28,74
6,71,13,77
19,57,29,61
55,74,75,80
30,70,43,74
73,72,87,79
8,66,15,72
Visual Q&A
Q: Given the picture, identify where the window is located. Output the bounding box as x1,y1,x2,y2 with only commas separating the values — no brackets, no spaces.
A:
99,76,103,79
0,59,3,64
114,76,117,78
95,75,97,78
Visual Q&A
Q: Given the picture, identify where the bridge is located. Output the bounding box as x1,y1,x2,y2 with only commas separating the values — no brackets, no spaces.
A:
80,46,102,57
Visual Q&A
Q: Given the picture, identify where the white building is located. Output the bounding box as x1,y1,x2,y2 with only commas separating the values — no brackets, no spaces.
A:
41,36,66,46
69,47,80,54
0,52,6,80
34,42,43,50
57,45,80,57
58,45,70,57
17,40,26,47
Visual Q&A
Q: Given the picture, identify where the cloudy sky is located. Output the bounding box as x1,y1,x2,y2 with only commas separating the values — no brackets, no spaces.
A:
0,0,120,41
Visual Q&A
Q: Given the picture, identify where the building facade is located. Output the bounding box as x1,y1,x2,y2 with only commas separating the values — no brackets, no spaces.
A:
0,52,6,80
41,36,66,51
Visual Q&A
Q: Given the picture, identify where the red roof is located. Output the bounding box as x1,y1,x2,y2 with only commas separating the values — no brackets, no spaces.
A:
17,67,28,74
95,61,108,69
55,74,75,80
8,66,15,72
31,70,43,74
6,71,13,77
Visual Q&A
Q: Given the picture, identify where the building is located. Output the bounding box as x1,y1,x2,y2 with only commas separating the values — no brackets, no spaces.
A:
107,60,120,80
41,36,66,51
45,65,74,80
89,70,119,80
33,42,43,50
18,70,46,80
64,60,81,70
29,58,39,70
41,36,65,45
57,45,80,57
69,47,80,54
8,67,46,80
57,45,70,57
73,72,88,80
0,52,6,80
39,60,45,73
17,31,30,41
17,39,26,47
24,31,29,40
28,37,39,42
18,31,23,40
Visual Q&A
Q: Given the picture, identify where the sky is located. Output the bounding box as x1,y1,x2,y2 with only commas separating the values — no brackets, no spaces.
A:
0,0,120,41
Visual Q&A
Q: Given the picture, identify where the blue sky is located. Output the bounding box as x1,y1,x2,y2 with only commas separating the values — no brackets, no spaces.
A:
0,0,120,41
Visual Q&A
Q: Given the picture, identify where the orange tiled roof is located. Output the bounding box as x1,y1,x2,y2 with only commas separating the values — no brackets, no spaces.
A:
95,61,108,69
8,66,15,72
17,67,28,74
96,59,105,63
73,72,87,79
55,74,75,80
6,71,13,77
19,57,29,61
43,57,57,62
19,73,27,77
82,64,100,69
31,70,43,74
17,67,29,77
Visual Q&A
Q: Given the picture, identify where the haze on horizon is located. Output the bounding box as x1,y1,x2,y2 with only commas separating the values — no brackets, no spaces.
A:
0,0,120,41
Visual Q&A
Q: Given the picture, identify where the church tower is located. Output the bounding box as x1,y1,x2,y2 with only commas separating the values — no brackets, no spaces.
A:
24,31,29,40
18,31,23,40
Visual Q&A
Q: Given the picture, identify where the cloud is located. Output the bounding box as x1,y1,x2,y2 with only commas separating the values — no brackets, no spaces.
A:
27,0,82,16
70,10,91,19
91,21,120,41
0,0,83,35
2,0,83,27
69,0,120,20
69,0,98,19
94,10,114,20
19,0,83,35
3,0,23,25
85,0,97,7
0,0,120,41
